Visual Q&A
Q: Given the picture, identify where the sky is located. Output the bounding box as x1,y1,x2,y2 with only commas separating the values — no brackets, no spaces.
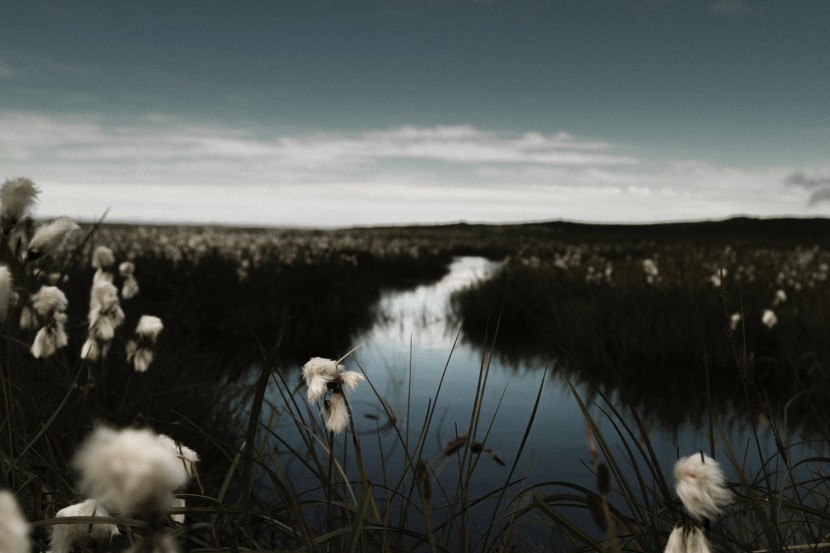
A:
1,0,829,228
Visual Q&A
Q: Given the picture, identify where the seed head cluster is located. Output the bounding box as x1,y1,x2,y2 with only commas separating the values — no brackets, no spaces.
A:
302,356,365,433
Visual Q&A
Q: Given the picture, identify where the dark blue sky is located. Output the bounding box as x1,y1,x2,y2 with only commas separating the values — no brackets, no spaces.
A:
2,0,829,226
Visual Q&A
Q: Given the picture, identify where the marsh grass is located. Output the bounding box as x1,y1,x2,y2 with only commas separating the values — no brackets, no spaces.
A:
5,216,830,551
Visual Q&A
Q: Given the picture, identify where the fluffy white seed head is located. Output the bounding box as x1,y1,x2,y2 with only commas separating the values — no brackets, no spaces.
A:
31,314,69,358
90,280,119,311
31,285,68,317
762,309,778,329
674,453,730,522
136,315,164,340
0,266,13,319
81,337,101,361
340,370,365,391
156,434,199,481
773,289,787,306
19,304,35,330
663,524,711,553
122,276,139,299
729,312,742,331
119,261,135,276
91,246,115,269
170,497,186,525
0,490,31,553
27,217,79,260
131,348,154,372
642,258,659,277
73,426,189,516
323,392,351,433
0,177,39,233
51,499,119,553
302,357,342,402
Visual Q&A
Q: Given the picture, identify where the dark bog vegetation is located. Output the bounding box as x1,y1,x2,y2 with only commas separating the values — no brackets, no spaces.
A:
4,200,830,552
452,219,830,436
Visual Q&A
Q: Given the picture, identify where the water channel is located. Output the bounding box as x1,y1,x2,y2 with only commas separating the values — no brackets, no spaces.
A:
260,256,796,540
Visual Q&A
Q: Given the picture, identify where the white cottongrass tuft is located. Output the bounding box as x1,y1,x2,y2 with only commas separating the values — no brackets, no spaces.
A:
0,177,39,234
170,496,186,525
762,309,778,329
127,315,164,372
0,489,31,553
119,261,140,299
92,246,115,269
0,265,12,319
26,217,79,261
673,453,730,523
19,304,35,330
31,285,68,317
29,286,70,359
302,356,365,433
73,426,190,516
729,312,742,331
663,524,711,553
32,312,69,358
83,281,125,361
323,392,351,433
772,288,787,306
302,357,365,403
51,499,119,553
156,433,199,482
642,258,659,284
92,246,116,283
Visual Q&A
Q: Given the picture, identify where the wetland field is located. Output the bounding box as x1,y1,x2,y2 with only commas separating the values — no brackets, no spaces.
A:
5,212,830,552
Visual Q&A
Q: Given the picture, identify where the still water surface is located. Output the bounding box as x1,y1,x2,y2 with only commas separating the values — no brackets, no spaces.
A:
262,256,791,534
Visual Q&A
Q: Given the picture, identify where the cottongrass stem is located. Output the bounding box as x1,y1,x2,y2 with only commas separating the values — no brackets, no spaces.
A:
126,315,164,372
51,499,120,553
0,489,31,553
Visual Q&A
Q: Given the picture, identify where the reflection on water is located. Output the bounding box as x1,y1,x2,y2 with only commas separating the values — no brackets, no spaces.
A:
260,256,815,543
367,256,500,346
356,256,815,468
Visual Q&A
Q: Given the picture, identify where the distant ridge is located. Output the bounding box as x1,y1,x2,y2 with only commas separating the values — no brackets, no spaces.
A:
95,216,830,247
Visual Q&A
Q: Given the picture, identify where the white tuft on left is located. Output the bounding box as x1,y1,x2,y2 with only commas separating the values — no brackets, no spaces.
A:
0,489,31,553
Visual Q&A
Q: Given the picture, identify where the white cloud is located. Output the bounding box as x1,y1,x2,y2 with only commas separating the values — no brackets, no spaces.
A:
1,110,826,227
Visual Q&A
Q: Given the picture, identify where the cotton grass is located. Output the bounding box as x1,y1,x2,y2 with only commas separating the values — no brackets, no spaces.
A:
82,280,125,361
50,499,119,553
0,490,31,553
674,453,730,523
126,315,164,372
30,285,69,358
26,217,79,261
302,356,365,433
0,176,38,234
73,426,190,517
